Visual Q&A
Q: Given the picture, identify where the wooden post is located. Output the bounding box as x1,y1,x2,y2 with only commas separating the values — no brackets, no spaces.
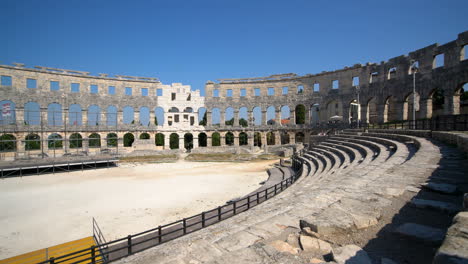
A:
127,235,132,254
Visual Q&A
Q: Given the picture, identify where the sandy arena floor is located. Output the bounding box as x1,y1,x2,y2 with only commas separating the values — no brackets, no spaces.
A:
0,160,275,259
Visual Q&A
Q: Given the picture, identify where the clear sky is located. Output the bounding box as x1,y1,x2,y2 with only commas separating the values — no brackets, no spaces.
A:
1,0,467,96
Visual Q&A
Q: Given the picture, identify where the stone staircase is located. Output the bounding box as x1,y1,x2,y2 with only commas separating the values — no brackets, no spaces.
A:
112,131,468,264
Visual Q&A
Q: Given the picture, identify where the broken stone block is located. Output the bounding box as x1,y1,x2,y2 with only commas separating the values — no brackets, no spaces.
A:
411,198,461,214
299,235,332,254
268,240,300,255
332,245,372,264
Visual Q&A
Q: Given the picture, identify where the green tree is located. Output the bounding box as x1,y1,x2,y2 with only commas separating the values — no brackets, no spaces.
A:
225,132,234,145
225,118,234,126
239,118,248,127
124,133,135,147
0,134,16,151
69,133,83,148
155,133,164,146
170,133,179,149
154,116,158,126
25,134,40,150
89,133,101,148
107,133,118,147
199,112,207,126
48,134,63,149
212,133,220,146
295,105,306,124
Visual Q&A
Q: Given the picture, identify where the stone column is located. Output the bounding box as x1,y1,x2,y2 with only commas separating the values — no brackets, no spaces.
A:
261,133,267,147
82,136,89,152
164,133,171,149
248,132,254,146
206,111,212,126
393,102,405,121
360,104,368,124
220,134,226,147
262,111,267,125
193,137,199,148
234,134,239,146
117,110,123,127
304,132,311,145
290,110,296,125
62,107,68,127
444,96,456,115
82,109,88,126
275,110,281,126
234,110,239,127
289,132,296,144
304,107,311,125
134,110,139,126
420,99,433,118
100,112,106,128
179,135,184,150
149,110,156,127
17,137,25,153
207,136,212,147
16,107,24,126
117,132,124,148
274,132,281,145
220,111,225,127
377,104,386,123
99,132,106,148
40,108,47,127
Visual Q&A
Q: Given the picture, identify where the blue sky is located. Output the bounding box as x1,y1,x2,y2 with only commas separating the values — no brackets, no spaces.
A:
1,0,467,96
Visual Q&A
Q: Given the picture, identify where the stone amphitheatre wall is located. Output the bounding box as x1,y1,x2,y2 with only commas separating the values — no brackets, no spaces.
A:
0,31,467,160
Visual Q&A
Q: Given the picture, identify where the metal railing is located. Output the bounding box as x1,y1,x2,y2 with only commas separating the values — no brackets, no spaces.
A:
35,156,305,264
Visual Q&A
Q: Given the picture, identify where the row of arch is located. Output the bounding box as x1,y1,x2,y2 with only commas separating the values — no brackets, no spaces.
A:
0,131,306,152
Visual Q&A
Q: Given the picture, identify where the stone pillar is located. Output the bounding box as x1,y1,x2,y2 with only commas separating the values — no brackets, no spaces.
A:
261,133,267,147
274,132,281,145
193,137,199,148
220,134,226,147
290,110,296,125
275,110,281,126
377,104,386,123
360,104,368,124
117,133,124,148
62,107,68,127
164,133,170,149
179,135,184,150
117,110,123,127
289,132,296,144
207,136,212,147
16,107,24,126
82,109,88,126
393,102,405,121
99,132,106,148
234,110,239,126
40,108,47,127
206,111,212,126
262,111,267,125
304,107,311,125
149,111,156,127
82,136,89,151
444,96,456,115
304,132,311,145
452,95,460,115
134,110,139,126
220,111,225,126
248,132,254,146
17,137,25,153
234,135,239,146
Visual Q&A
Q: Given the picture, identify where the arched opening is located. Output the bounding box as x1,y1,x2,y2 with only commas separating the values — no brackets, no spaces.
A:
106,106,118,126
295,104,306,124
48,133,63,149
184,133,193,150
198,107,207,126
25,133,40,150
254,132,262,147
123,133,135,147
295,132,305,143
155,107,165,126
48,103,62,126
239,107,248,127
89,133,101,148
211,108,220,125
0,134,16,151
252,106,262,126
123,106,134,124
326,100,341,121
280,105,291,126
225,132,234,146
198,133,207,147
88,105,100,126
225,107,234,126
366,98,378,124
431,88,445,117
69,104,82,126
266,132,275,145
24,101,40,125
155,133,165,147
403,92,420,121
310,104,320,126
139,106,150,126
169,133,179,149
139,133,150,139
106,133,118,147
0,100,16,125
212,132,221,146
383,96,397,123
69,133,83,148
184,107,193,113
239,132,248,145
266,106,276,125
168,107,180,113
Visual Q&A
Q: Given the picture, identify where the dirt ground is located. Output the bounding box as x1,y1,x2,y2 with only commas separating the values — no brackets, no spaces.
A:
0,160,276,259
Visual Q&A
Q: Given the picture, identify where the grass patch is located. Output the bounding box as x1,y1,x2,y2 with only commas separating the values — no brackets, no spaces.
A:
119,154,177,163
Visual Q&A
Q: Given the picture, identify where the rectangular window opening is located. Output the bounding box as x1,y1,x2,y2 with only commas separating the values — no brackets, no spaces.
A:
352,77,359,87
157,88,163,96
297,85,304,93
332,80,339,89
50,81,59,91
369,72,378,84
434,53,445,68
227,89,233,97
1,76,12,86
254,88,260,96
171,93,176,100
71,83,80,93
187,93,191,101
90,84,98,94
213,89,219,97
240,88,246,97
268,87,275,96
463,45,467,61
125,87,132,96
282,86,288,95
313,83,320,92
108,86,116,95
141,88,148,96
27,78,37,89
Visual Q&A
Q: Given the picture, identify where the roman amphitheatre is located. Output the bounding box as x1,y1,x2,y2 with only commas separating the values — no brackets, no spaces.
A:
0,31,467,264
